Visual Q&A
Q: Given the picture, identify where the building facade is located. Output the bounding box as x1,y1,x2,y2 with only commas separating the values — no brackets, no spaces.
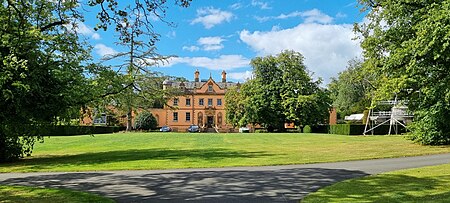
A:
150,70,238,132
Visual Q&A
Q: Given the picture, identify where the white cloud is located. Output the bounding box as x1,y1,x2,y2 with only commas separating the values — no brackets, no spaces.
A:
255,9,333,24
92,33,101,40
336,12,347,18
251,0,271,10
302,9,333,24
275,11,303,20
198,36,225,51
161,55,250,71
184,36,226,52
228,71,254,81
202,44,224,51
182,45,200,52
230,3,242,10
94,44,118,57
198,36,224,45
166,30,176,39
65,21,101,40
239,23,362,84
191,7,233,29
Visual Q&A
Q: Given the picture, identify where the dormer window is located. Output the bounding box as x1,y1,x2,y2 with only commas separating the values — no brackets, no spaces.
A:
208,84,213,92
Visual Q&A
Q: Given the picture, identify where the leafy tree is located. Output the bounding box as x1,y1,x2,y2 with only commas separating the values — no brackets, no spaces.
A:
328,58,374,117
278,51,332,127
226,51,331,131
0,0,92,162
224,86,244,127
0,0,191,162
134,112,157,130
91,0,192,131
248,54,286,131
357,0,450,145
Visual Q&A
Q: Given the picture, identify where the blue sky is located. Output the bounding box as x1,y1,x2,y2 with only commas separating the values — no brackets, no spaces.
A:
78,0,365,84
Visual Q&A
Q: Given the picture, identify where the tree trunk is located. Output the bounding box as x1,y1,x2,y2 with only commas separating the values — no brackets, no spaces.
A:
126,108,133,131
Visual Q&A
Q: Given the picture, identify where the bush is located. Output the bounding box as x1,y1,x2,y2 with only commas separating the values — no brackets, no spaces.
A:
134,112,157,131
0,133,32,162
303,125,312,133
408,109,450,145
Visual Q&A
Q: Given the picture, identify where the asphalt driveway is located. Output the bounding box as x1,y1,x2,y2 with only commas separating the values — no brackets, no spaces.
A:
1,153,449,202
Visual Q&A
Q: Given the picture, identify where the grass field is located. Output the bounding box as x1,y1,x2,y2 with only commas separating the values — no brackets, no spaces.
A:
302,163,450,202
0,185,113,203
1,133,449,172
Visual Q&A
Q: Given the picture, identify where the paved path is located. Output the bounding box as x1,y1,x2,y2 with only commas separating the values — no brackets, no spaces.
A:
1,153,449,203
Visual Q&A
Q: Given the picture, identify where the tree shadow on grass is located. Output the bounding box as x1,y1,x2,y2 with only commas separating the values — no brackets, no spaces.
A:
1,148,275,171
303,174,450,203
0,167,369,203
0,184,113,203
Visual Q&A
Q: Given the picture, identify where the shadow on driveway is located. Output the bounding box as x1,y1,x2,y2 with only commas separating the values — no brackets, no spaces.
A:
0,168,368,203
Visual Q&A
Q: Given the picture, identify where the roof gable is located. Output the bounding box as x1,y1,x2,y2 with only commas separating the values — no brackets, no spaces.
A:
197,78,224,93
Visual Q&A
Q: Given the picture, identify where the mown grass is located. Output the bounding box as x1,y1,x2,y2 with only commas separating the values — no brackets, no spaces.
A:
302,163,450,203
0,133,449,172
0,185,113,203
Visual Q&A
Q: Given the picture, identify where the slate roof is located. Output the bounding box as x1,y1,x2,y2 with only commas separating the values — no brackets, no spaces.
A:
169,81,238,90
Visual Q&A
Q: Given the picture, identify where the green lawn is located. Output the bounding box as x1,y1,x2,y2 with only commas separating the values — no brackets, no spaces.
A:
1,133,449,172
0,185,113,203
302,163,450,203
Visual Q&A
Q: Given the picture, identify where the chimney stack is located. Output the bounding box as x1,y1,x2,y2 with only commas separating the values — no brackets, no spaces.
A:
221,70,227,83
194,69,200,82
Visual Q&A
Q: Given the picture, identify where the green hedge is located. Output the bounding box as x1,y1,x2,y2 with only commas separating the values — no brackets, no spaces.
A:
329,124,406,135
311,125,330,133
41,126,124,136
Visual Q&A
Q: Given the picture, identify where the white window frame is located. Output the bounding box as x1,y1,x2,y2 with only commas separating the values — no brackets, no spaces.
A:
208,98,213,106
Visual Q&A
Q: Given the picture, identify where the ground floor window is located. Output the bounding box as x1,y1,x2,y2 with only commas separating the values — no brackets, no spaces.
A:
173,112,178,121
94,113,107,125
186,112,191,121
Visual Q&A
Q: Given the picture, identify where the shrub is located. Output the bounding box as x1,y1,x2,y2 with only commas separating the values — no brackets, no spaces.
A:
303,125,312,133
408,109,450,145
134,112,157,131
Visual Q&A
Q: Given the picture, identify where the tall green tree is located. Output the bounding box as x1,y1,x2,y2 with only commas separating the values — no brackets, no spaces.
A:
250,54,286,131
0,0,192,162
328,58,374,117
224,86,244,127
278,51,331,127
225,50,331,131
357,0,450,145
0,0,92,162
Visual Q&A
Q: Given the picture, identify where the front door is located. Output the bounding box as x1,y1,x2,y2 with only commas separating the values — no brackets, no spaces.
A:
207,116,214,128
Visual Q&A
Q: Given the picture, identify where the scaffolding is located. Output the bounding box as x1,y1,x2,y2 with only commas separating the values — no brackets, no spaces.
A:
363,96,413,135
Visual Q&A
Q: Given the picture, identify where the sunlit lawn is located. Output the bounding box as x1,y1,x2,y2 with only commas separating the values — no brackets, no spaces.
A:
302,163,450,203
0,185,113,203
1,133,449,172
